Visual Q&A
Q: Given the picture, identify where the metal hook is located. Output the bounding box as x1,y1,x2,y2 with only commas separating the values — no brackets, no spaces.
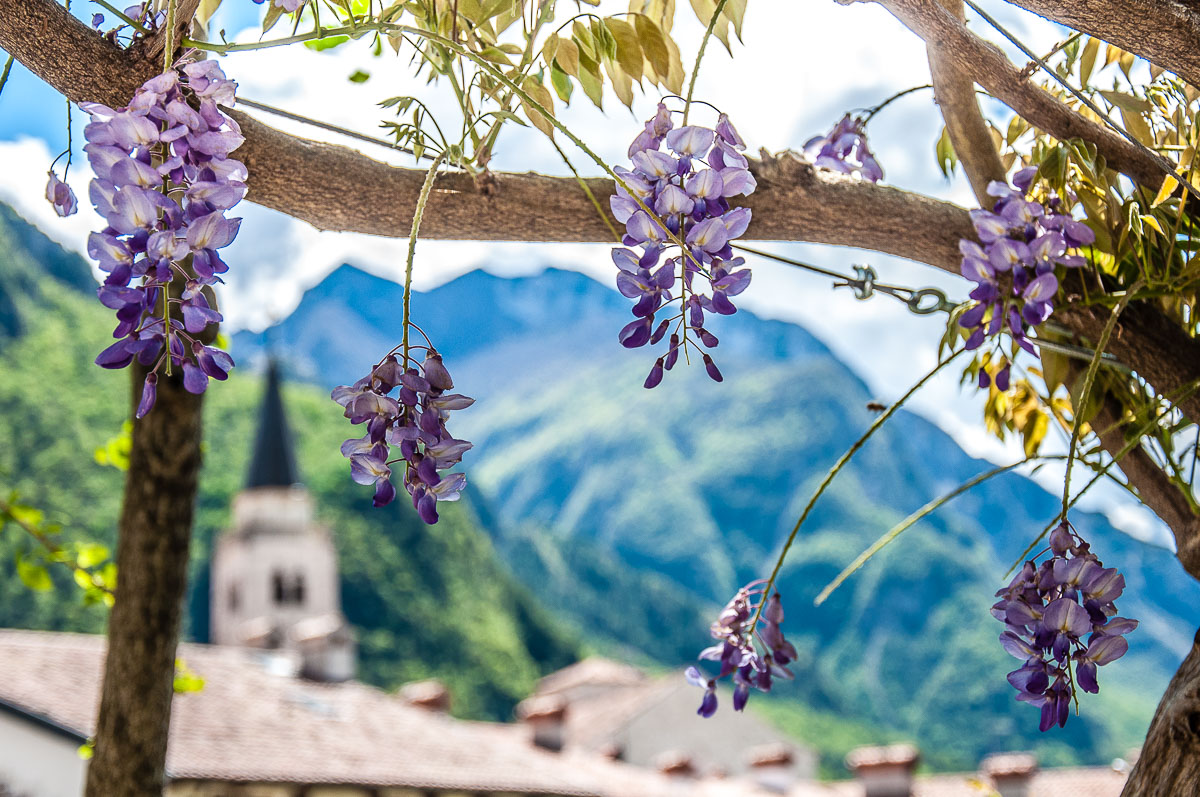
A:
906,287,956,315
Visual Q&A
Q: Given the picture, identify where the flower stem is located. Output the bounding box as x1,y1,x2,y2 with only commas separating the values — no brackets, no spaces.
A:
93,0,150,34
547,134,620,242
1059,281,1141,521
814,453,1068,606
1007,375,1200,576
0,55,14,101
683,0,730,126
402,152,447,364
751,347,966,630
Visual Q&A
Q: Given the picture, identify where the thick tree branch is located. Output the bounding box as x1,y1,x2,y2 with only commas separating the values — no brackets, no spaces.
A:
5,0,1200,413
1004,0,1200,90
1055,294,1200,437
85,366,203,795
1089,397,1200,580
926,0,1008,207
1123,628,1200,795
864,0,1171,189
0,0,978,268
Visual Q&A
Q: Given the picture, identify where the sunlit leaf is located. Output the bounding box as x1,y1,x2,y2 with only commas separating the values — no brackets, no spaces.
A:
1152,174,1179,207
604,18,643,82
520,76,556,138
634,14,671,83
1079,36,1100,87
16,554,52,592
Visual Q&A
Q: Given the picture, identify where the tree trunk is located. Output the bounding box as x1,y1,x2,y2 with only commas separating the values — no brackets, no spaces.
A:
1123,627,1200,794
84,365,204,796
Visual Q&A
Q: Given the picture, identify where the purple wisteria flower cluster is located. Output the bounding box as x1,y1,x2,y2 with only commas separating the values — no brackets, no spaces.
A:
993,521,1135,731
332,342,474,523
686,582,796,717
803,115,883,183
610,102,756,388
82,61,245,416
959,167,1094,364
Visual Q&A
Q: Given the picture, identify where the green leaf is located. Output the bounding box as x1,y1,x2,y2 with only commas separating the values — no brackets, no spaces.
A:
935,126,957,178
550,63,573,103
1099,90,1152,114
76,543,109,569
348,69,370,83
16,555,52,592
305,35,350,52
174,659,206,693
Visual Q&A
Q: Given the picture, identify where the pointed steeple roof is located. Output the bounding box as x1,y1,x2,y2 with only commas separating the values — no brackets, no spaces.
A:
246,358,301,489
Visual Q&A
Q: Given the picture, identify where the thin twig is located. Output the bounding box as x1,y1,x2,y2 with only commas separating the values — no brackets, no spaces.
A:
749,348,967,630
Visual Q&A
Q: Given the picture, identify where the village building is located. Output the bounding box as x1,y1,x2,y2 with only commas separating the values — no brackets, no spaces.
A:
0,363,1135,796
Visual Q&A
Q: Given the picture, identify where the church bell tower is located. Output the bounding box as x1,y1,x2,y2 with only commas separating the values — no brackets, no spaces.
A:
210,360,356,681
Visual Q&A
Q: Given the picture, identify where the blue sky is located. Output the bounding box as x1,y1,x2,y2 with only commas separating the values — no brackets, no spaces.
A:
0,0,1172,546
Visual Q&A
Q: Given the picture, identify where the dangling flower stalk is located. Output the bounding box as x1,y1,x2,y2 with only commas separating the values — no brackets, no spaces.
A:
332,152,475,522
750,348,965,630
402,152,447,360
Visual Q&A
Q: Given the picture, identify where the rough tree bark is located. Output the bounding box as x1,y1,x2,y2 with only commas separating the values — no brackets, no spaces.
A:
3,0,1200,792
84,366,204,796
865,0,1175,189
1002,0,1200,90
1124,629,1200,794
925,0,1008,208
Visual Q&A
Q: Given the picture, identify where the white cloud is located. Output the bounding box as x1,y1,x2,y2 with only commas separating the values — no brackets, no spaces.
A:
0,1,1172,546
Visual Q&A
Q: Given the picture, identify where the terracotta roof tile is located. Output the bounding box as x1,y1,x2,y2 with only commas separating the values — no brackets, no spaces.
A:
0,630,715,796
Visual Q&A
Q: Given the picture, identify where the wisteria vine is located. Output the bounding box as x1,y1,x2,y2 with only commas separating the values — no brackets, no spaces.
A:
331,156,474,523
686,582,797,717
994,521,1134,730
80,60,245,415
958,167,1095,376
610,102,756,387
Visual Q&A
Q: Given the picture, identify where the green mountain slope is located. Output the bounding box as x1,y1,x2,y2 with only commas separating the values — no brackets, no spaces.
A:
0,207,579,720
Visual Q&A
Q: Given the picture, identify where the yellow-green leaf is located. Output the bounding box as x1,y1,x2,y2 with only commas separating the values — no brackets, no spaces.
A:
664,34,685,95
634,14,671,82
16,556,52,592
576,55,605,108
541,32,560,66
1152,174,1179,207
520,76,556,138
604,18,643,82
554,38,580,78
604,56,635,107
550,63,574,103
1079,37,1100,87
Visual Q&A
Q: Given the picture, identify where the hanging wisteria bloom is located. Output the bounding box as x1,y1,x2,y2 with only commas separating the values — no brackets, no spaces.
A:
83,60,245,415
958,167,1094,367
993,521,1135,731
610,102,756,388
803,115,883,183
45,171,78,217
332,339,473,523
686,582,797,717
